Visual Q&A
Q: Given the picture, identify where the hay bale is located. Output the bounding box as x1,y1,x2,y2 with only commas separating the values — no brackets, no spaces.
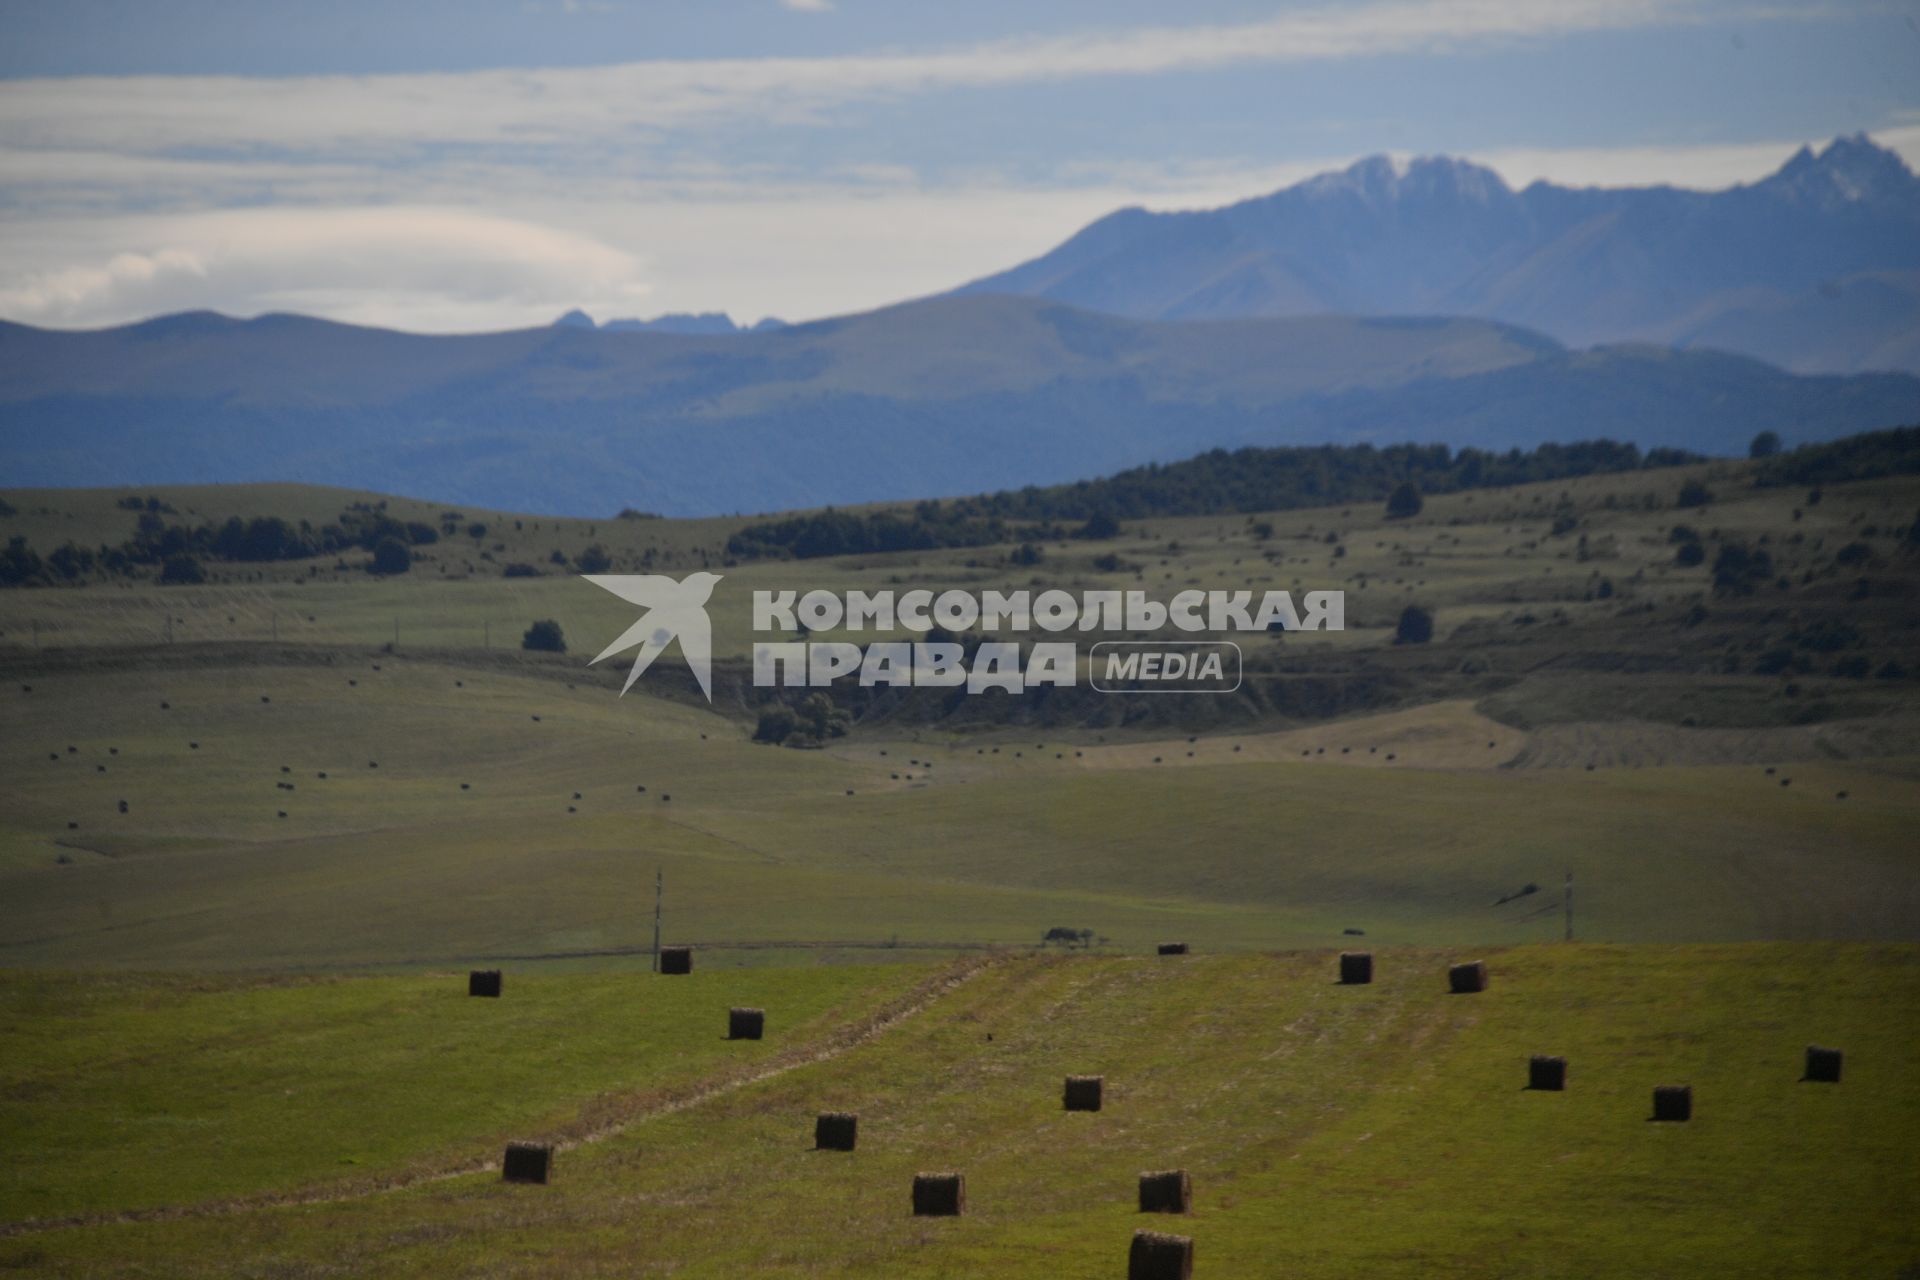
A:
911,1172,965,1216
1652,1084,1692,1121
501,1141,551,1184
1157,942,1189,956
1128,1228,1193,1280
1528,1055,1567,1091
1064,1075,1103,1112
659,946,692,975
1804,1045,1843,1083
1448,960,1488,994
469,969,503,998
1339,951,1373,985
728,1007,764,1040
815,1112,857,1151
1137,1169,1191,1214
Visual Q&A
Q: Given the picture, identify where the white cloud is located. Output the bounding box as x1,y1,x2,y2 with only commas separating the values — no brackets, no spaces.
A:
779,0,835,11
0,207,651,332
0,0,1718,155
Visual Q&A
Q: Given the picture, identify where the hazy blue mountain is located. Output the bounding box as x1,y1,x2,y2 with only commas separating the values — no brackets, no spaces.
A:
558,310,787,335
955,135,1920,375
3,296,1916,516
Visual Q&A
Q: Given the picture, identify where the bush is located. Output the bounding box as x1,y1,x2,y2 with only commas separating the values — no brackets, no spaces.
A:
575,544,612,574
1385,482,1423,520
1076,511,1120,540
502,563,541,578
1749,430,1782,459
159,554,205,585
1675,541,1706,567
522,619,566,653
1394,605,1434,645
1010,542,1044,566
753,704,797,744
1676,479,1713,508
369,537,412,575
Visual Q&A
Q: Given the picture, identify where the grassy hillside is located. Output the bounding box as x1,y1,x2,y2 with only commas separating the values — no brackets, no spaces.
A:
0,656,1914,971
4,945,1915,1276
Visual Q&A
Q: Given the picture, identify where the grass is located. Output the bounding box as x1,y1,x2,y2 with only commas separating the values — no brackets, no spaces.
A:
0,660,1915,972
5,944,1915,1276
0,963,929,1222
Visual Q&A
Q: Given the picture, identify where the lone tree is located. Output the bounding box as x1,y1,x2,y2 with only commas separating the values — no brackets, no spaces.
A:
1749,430,1782,459
575,544,612,573
369,537,412,575
522,619,566,652
1394,604,1434,645
1385,482,1423,520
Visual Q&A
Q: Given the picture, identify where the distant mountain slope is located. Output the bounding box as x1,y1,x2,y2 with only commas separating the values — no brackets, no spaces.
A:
955,135,1920,376
2,296,1916,516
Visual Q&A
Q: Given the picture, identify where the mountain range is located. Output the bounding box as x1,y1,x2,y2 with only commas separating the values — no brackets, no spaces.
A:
956,134,1920,376
4,295,1916,516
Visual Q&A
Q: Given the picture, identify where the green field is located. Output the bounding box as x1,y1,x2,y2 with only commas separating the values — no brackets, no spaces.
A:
2,946,1915,1277
2,459,1918,1274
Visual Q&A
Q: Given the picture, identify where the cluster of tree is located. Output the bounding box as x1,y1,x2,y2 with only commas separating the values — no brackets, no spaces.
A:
752,693,851,747
725,438,1699,561
1752,424,1920,489
0,502,447,586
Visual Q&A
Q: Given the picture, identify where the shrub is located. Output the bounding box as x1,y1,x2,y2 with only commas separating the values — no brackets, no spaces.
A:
753,704,798,744
159,554,205,585
1675,541,1706,567
1394,605,1434,645
369,538,411,575
1749,430,1782,459
1010,542,1044,566
575,544,612,574
1076,511,1120,540
502,563,540,578
1676,479,1713,508
522,619,566,652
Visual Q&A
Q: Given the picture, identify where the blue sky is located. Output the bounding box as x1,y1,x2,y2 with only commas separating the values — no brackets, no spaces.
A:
2,0,1917,331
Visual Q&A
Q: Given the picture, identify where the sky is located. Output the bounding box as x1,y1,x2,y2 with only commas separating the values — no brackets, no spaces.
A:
2,0,1918,332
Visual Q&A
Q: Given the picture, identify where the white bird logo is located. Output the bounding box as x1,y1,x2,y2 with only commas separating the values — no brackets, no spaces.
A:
583,572,723,700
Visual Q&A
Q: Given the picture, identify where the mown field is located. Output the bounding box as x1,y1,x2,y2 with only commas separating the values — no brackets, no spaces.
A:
2,945,1915,1277
2,456,1917,1275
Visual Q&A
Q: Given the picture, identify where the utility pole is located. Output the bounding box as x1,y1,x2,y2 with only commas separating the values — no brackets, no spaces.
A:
652,868,663,972
1564,870,1574,943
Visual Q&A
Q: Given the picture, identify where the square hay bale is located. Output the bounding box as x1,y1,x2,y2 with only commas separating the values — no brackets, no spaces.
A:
1804,1045,1843,1083
1137,1169,1192,1214
1064,1075,1104,1112
468,970,503,998
659,946,692,975
1157,942,1189,956
815,1112,858,1151
1448,960,1488,994
501,1141,551,1184
1529,1055,1567,1091
1339,951,1373,985
1652,1085,1692,1122
911,1172,965,1216
729,1007,765,1040
1129,1229,1193,1280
